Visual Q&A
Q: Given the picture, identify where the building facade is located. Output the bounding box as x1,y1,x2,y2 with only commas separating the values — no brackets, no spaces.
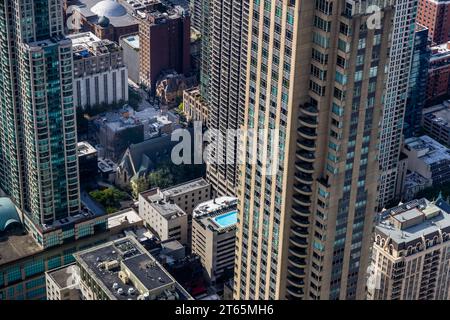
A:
0,0,82,237
138,189,189,245
378,0,418,208
192,197,237,282
403,135,450,186
234,0,396,300
404,25,430,138
70,32,128,110
423,100,450,146
417,0,450,45
427,42,450,102
203,0,248,196
368,198,450,300
119,34,140,85
139,4,191,92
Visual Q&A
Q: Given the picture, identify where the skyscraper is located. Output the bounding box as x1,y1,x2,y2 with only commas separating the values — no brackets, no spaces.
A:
378,0,417,208
403,25,430,139
234,0,401,300
0,0,80,229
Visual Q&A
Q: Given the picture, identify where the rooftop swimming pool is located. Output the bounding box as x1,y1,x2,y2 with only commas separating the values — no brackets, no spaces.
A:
213,211,238,228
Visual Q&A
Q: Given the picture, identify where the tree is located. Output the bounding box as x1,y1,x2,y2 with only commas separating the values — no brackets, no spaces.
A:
89,187,129,213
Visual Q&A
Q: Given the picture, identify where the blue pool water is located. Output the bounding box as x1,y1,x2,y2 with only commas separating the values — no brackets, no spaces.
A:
213,211,238,228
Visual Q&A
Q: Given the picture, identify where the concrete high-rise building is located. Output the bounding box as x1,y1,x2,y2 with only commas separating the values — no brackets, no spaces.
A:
138,3,191,92
69,32,129,110
417,0,450,45
378,0,418,209
367,197,450,300
203,0,248,196
233,0,400,300
0,0,80,230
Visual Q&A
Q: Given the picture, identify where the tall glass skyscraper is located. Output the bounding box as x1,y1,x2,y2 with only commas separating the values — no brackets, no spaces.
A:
0,0,80,228
233,0,410,300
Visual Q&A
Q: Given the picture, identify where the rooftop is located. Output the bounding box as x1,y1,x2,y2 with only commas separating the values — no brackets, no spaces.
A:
193,196,237,218
47,264,81,289
0,229,42,266
376,198,450,249
423,100,450,129
193,196,238,232
140,189,186,220
161,178,210,198
77,141,97,157
404,135,450,165
121,34,140,49
75,236,191,300
68,32,120,59
107,208,143,230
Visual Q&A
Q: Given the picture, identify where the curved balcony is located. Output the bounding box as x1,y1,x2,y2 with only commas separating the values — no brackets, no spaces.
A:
290,236,308,248
296,150,315,162
292,205,310,217
297,139,315,151
287,276,305,288
287,286,304,299
289,246,307,258
288,265,306,277
293,184,312,195
292,226,309,237
295,161,314,174
298,127,317,140
299,116,318,128
294,172,313,184
293,194,311,206
289,256,307,268
301,103,319,116
291,215,309,227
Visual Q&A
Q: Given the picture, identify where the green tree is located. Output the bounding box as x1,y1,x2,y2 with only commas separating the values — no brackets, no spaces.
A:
89,187,129,213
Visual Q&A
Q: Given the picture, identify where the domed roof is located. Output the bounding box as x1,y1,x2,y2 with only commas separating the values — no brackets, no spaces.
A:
97,15,110,27
0,198,21,232
91,0,127,17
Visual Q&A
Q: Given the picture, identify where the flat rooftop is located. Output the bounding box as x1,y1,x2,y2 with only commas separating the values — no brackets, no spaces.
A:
161,178,210,198
404,135,450,165
75,237,191,300
141,190,186,220
47,264,80,289
423,101,450,128
121,34,139,49
77,141,97,157
376,198,450,249
107,208,142,229
0,230,42,266
193,196,237,218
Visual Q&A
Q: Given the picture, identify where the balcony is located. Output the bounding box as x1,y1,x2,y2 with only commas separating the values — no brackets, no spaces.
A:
295,172,313,184
292,226,309,237
296,150,315,162
299,116,318,128
289,246,307,258
298,127,317,140
288,265,306,277
295,161,314,174
293,194,311,206
301,103,318,116
290,236,308,248
287,286,304,298
297,139,315,151
288,256,307,268
294,183,312,195
291,215,309,227
292,205,310,217
287,274,305,287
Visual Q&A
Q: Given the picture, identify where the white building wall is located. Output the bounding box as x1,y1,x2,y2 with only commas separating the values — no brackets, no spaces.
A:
74,67,128,109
